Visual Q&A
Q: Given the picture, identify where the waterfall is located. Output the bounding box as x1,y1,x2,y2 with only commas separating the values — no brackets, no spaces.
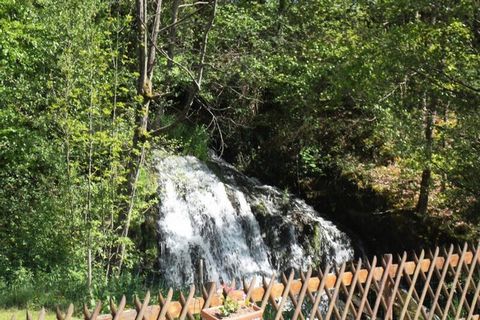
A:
155,153,354,286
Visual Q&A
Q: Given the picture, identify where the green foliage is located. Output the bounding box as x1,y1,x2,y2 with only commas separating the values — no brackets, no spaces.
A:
205,0,480,246
0,0,152,306
1,0,479,310
218,296,240,318
167,124,210,160
0,267,168,311
299,147,332,176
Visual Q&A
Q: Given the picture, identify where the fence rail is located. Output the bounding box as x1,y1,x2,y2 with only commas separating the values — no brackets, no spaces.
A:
26,242,480,320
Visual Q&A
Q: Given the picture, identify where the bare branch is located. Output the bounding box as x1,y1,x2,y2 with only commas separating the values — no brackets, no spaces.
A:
157,4,208,34
147,0,163,80
178,2,209,8
378,71,418,103
196,0,217,89
432,67,480,93
167,0,181,68
136,0,148,93
141,20,200,89
155,43,201,89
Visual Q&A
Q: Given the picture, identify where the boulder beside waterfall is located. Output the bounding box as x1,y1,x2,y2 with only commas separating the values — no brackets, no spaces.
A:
154,152,354,286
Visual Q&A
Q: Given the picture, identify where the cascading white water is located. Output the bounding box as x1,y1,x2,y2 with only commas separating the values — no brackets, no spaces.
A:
155,153,354,286
156,155,273,285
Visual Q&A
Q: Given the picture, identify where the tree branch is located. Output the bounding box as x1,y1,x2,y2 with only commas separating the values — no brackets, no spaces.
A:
178,2,209,8
432,67,480,94
147,0,163,80
157,3,208,34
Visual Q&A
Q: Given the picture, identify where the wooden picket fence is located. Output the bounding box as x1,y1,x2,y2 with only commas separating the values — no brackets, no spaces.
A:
28,242,480,320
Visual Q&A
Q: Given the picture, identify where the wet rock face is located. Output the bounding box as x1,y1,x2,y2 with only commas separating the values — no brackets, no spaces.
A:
154,152,354,286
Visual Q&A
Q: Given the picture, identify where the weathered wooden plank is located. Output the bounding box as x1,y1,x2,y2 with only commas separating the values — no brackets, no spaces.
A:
292,268,311,320
325,263,345,320
356,256,378,320
261,273,277,311
341,260,361,320
275,270,294,320
386,252,408,319
318,268,342,320
351,260,374,316
300,271,323,320
158,290,172,320
262,276,283,319
400,250,425,320
414,248,440,320
309,266,330,320
281,273,306,320
442,244,469,320
371,255,393,318
428,245,455,320
179,288,195,320
455,244,480,320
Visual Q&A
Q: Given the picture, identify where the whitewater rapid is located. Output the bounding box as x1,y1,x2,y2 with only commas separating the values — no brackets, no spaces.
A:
155,153,354,286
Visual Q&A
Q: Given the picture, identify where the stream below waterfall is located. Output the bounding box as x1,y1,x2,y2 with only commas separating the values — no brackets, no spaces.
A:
154,152,354,286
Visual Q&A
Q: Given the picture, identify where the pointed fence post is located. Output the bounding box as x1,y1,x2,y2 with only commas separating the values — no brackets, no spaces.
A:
199,259,204,291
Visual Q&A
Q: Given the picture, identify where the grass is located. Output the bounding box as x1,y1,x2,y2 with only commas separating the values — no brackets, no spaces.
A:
0,309,66,320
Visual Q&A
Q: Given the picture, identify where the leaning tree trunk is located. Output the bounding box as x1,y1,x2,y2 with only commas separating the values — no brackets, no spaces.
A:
116,0,216,273
117,0,162,273
416,92,436,215
167,0,181,69
181,0,216,109
152,0,217,134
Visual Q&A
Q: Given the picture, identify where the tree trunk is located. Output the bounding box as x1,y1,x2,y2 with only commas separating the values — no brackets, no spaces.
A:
116,0,216,272
440,102,448,192
177,0,216,110
117,0,162,273
86,69,95,293
416,92,436,215
167,0,181,69
417,168,431,215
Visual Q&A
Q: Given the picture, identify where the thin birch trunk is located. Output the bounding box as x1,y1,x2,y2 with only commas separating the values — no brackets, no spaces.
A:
416,92,436,215
117,0,163,274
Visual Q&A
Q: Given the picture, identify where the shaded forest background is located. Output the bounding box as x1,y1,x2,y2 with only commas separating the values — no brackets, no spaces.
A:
0,0,479,309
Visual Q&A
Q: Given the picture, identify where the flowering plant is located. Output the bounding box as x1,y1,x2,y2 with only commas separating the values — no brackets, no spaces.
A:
219,285,240,317
219,296,239,317
201,284,263,320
